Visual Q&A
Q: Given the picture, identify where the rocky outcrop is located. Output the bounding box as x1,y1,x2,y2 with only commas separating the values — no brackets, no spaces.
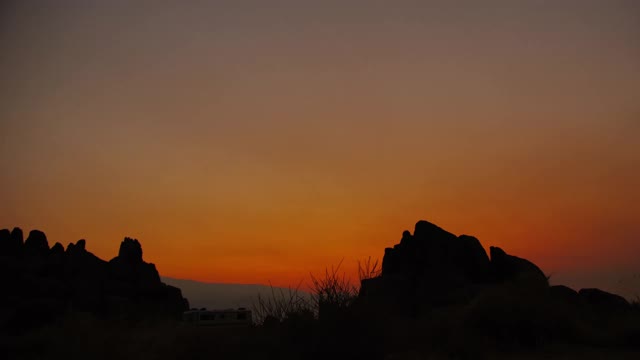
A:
361,220,496,313
105,238,185,315
24,230,49,256
0,228,189,332
549,285,580,305
489,246,548,288
358,220,630,320
118,237,143,263
0,229,12,255
50,242,65,255
11,227,24,245
579,288,630,313
381,221,492,286
109,238,161,286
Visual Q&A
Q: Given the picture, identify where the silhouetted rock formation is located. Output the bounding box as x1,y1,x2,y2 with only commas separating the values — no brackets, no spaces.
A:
24,230,49,256
11,227,24,244
104,238,185,316
489,246,548,288
359,220,629,320
0,228,189,333
578,288,630,313
365,221,494,312
50,242,65,255
0,229,12,254
3,228,27,256
549,285,580,305
118,237,143,263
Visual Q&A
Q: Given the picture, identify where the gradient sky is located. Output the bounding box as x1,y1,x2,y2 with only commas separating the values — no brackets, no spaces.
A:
1,1,639,297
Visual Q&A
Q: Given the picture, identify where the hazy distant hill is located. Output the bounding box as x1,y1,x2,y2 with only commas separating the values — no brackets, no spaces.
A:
162,277,311,310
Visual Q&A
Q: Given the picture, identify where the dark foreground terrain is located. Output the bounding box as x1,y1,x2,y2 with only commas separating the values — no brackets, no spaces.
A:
2,221,639,359
2,315,639,360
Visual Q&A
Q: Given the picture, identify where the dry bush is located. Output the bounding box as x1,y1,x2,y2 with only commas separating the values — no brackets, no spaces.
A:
250,282,313,325
358,256,381,282
309,259,358,320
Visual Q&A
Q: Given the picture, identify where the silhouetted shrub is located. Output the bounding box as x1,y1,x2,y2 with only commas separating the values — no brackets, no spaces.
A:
358,256,381,282
251,282,313,325
309,259,358,322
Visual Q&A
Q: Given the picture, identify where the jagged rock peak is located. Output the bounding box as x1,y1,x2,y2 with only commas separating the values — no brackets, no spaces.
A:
50,242,65,255
381,220,491,283
0,228,189,324
11,227,24,244
66,239,87,255
118,237,143,263
489,246,548,287
0,229,19,255
399,230,413,245
24,229,49,254
413,220,457,240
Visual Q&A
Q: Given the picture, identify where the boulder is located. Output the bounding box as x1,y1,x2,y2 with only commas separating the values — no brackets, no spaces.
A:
457,235,491,283
365,220,495,312
64,239,108,308
50,242,65,255
66,240,107,272
109,237,161,286
381,221,491,284
66,239,87,256
0,228,23,256
11,227,23,245
358,274,414,314
108,257,161,288
361,220,555,315
118,237,143,263
0,229,12,255
45,242,66,279
24,230,49,256
489,246,548,288
579,288,630,313
413,220,458,242
549,285,580,305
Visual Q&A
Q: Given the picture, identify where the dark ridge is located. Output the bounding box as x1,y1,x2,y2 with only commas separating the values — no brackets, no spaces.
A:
0,228,189,333
359,220,630,317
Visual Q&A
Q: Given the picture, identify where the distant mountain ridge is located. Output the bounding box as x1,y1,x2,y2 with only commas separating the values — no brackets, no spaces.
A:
162,277,311,310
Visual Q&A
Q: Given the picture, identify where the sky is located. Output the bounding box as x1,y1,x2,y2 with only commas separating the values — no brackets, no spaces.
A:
1,1,639,297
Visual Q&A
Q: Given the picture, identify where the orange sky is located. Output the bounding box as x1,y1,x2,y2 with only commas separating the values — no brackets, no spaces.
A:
1,1,639,297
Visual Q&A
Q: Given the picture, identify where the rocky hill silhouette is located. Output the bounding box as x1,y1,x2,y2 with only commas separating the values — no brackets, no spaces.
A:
0,228,188,332
1,221,638,359
359,220,631,318
264,220,639,357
